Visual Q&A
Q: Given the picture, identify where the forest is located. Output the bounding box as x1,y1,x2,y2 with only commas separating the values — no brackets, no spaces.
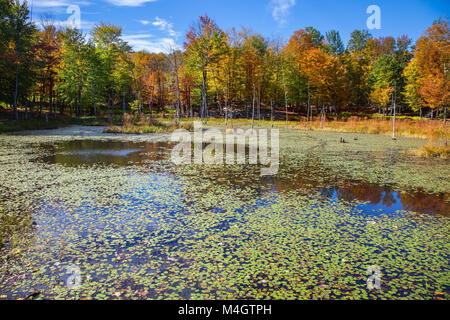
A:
0,0,448,127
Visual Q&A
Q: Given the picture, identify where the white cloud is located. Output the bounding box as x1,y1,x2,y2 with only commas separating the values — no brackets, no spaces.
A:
31,0,90,7
271,0,295,24
104,0,157,6
152,16,177,37
32,0,70,6
33,18,95,31
122,34,180,53
138,19,151,25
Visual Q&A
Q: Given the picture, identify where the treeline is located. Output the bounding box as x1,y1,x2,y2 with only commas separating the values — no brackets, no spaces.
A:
0,0,448,124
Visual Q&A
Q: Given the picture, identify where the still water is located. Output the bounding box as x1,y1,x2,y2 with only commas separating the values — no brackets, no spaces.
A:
39,139,449,216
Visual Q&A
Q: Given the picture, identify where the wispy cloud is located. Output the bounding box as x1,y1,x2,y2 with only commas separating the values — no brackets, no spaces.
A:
122,34,180,53
137,19,151,25
270,0,296,25
33,18,95,31
29,0,93,30
104,0,157,6
152,16,177,37
31,0,91,7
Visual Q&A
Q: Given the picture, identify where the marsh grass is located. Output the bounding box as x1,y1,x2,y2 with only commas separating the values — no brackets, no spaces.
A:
0,207,32,250
292,117,449,140
200,117,449,159
150,116,449,141
414,142,450,159
104,113,194,134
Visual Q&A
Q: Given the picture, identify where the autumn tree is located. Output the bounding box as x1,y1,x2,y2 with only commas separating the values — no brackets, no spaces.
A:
35,21,61,119
345,30,372,107
167,47,183,123
403,59,424,116
0,0,37,120
184,15,227,123
414,18,449,121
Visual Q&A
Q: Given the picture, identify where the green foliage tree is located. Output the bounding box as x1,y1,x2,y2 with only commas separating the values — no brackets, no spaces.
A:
0,0,37,120
184,15,228,122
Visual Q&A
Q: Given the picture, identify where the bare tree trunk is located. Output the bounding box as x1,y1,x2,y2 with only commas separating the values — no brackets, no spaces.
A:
175,66,181,125
149,74,155,124
392,84,397,139
320,103,325,129
31,95,35,118
24,100,28,120
122,93,126,122
283,72,288,129
211,69,222,116
189,87,193,119
225,71,229,127
13,38,20,121
443,106,447,124
251,83,256,130
306,81,310,125
39,91,43,118
109,88,114,124
333,101,337,119
230,99,233,128
257,84,261,127
271,99,274,128
54,95,57,119
78,84,82,119
202,69,208,124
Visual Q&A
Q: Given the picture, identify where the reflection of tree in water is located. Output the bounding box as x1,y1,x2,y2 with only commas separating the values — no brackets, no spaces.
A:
319,187,335,199
269,173,448,216
381,190,396,208
337,183,384,205
400,191,449,216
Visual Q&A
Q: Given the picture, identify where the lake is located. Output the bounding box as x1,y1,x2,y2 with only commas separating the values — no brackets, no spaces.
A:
0,126,448,299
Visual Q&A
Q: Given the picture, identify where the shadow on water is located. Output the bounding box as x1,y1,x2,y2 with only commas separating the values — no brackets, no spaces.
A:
40,140,174,166
38,139,449,216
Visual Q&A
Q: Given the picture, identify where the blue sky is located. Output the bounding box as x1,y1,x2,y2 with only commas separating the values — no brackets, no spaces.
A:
29,0,449,53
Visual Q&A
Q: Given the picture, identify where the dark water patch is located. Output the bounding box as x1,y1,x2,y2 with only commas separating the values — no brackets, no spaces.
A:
39,140,174,167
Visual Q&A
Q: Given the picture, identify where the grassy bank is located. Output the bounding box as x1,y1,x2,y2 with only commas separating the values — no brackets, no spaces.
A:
291,117,449,140
104,122,193,134
104,114,194,134
173,116,448,140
